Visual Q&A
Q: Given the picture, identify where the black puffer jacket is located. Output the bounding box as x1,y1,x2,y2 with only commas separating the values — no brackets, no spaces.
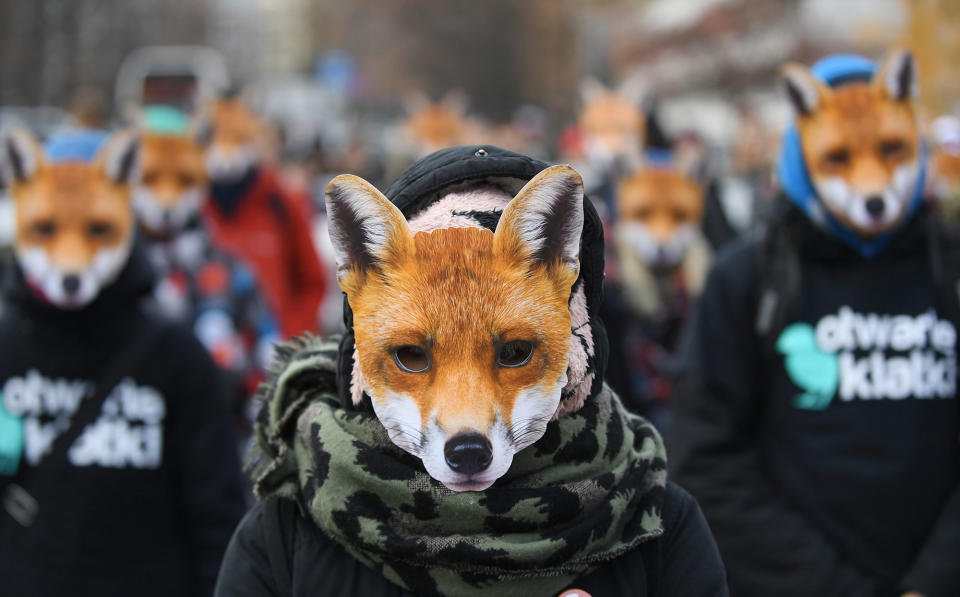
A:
215,146,728,597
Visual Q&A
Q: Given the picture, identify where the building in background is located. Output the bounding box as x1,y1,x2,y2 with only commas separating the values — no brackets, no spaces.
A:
207,0,314,85
0,0,207,113
0,0,956,148
603,0,908,146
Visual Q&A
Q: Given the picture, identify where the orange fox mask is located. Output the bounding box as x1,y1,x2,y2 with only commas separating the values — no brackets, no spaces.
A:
781,50,921,238
325,166,584,491
615,163,704,270
203,97,264,183
577,78,646,177
135,134,208,236
4,129,139,308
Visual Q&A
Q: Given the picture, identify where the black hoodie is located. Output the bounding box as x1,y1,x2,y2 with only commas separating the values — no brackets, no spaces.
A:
670,203,960,597
0,241,246,597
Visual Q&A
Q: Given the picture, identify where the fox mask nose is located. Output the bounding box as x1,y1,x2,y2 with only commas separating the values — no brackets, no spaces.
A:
444,433,492,475
865,196,885,219
62,274,81,296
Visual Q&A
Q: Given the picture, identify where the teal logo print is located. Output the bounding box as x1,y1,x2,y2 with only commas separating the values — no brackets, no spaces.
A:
0,391,24,475
776,323,839,410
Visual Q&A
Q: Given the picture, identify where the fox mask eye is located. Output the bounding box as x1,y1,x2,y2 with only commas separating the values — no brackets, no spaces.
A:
178,173,198,187
391,341,534,374
29,220,56,240
824,148,850,168
879,140,908,161
497,341,534,368
393,346,431,373
87,221,116,239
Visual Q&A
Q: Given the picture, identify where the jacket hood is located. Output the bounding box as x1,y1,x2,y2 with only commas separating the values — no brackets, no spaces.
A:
336,145,608,418
777,53,927,258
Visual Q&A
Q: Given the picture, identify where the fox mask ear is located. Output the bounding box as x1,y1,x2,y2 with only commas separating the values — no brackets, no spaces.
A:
97,130,140,185
781,63,831,117
325,174,413,281
3,128,44,184
494,165,584,277
876,49,917,102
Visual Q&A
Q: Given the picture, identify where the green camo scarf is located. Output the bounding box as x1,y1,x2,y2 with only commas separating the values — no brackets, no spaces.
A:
250,335,667,597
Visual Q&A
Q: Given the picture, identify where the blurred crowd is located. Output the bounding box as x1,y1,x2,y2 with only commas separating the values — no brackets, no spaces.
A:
0,22,959,596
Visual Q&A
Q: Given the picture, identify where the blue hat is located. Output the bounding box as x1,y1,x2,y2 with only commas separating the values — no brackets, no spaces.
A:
777,54,926,258
44,130,110,164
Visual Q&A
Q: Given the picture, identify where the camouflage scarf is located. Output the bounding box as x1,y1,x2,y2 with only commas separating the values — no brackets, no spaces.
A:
251,336,667,597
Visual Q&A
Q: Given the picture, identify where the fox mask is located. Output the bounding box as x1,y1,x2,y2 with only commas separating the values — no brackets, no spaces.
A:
578,78,646,178
4,129,139,308
202,97,263,184
326,166,584,492
616,165,704,270
403,90,470,158
135,134,208,236
782,50,921,238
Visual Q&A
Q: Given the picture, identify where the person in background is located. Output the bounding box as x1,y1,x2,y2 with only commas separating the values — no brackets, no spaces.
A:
0,128,245,596
201,91,327,339
603,149,711,431
134,105,279,442
670,51,960,597
564,77,646,199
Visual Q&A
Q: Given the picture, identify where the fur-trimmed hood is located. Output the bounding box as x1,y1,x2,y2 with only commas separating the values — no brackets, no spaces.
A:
335,145,608,418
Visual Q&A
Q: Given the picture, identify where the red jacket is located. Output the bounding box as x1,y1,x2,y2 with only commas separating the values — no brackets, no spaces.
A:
204,168,326,339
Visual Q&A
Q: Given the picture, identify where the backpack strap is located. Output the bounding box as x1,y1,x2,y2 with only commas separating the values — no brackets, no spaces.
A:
753,206,801,356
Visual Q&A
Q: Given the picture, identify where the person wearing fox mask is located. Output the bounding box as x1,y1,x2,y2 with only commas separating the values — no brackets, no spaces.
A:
671,51,960,597
215,146,728,596
603,150,711,430
569,77,647,193
0,129,245,596
201,92,327,339
135,105,279,439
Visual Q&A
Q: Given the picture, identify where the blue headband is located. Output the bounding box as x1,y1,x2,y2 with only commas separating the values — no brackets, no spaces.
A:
44,130,110,164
